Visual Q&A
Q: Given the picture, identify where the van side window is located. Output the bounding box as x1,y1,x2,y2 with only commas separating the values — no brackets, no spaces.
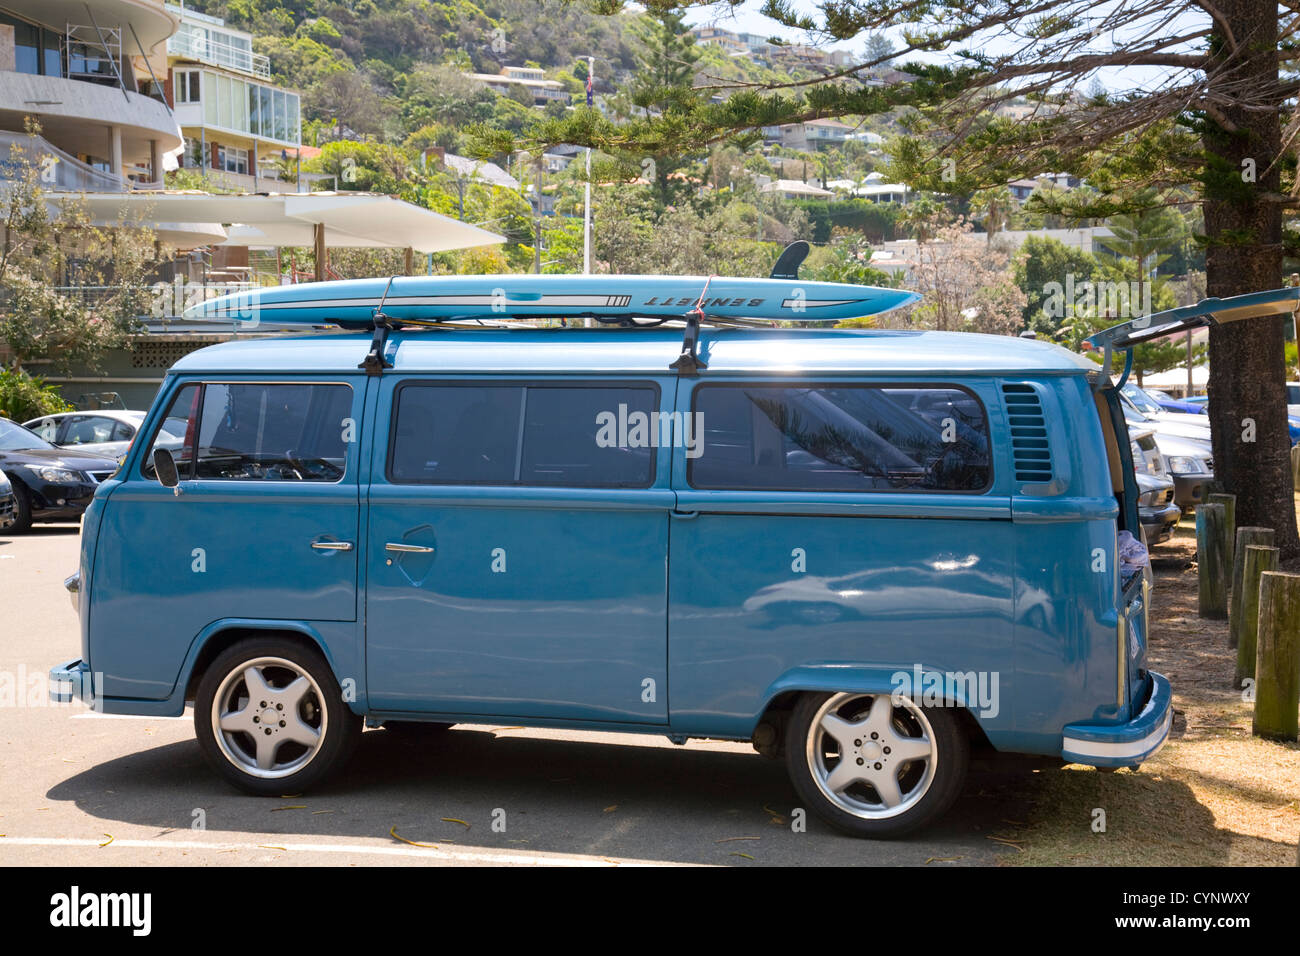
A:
520,386,656,486
142,384,200,480
391,385,522,484
389,383,658,487
192,383,352,482
689,384,991,492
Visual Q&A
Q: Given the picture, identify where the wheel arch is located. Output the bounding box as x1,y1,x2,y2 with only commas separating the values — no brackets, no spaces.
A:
182,620,342,704
757,664,994,750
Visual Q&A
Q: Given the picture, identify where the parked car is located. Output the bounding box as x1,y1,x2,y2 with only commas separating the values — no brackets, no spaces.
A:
1287,382,1300,418
80,276,1300,838
22,410,186,460
1130,428,1180,545
1196,403,1300,444
1120,401,1214,510
1132,385,1204,414
0,418,121,532
0,468,15,530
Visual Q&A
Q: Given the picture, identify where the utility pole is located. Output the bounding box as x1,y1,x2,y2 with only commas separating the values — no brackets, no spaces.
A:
534,157,543,274
583,55,594,276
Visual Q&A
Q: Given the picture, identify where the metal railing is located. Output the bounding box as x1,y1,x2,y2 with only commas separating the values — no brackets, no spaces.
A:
168,30,270,80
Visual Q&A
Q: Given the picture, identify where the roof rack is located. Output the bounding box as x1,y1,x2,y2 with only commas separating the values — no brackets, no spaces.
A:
359,275,399,375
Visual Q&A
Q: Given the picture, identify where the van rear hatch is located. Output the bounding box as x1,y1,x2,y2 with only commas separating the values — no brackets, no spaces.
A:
1094,383,1151,712
1086,286,1300,713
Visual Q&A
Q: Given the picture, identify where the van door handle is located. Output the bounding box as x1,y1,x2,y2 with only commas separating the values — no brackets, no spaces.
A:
311,540,354,551
385,542,435,553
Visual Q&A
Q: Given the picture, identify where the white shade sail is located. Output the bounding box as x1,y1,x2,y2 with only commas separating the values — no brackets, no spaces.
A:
65,191,506,253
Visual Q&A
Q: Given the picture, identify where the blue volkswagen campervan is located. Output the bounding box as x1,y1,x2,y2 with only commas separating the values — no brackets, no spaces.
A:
53,275,1290,837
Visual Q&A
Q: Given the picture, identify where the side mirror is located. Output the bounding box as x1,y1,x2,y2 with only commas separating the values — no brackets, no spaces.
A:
154,448,181,492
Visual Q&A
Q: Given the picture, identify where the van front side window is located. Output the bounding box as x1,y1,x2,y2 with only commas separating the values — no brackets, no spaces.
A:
690,384,991,492
143,382,351,482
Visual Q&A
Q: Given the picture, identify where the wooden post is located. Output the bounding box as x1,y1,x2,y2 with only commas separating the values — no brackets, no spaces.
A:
1253,571,1300,741
1291,443,1300,491
1229,527,1273,647
1208,492,1237,571
1236,544,1278,686
1196,503,1228,619
313,222,326,282
404,246,414,276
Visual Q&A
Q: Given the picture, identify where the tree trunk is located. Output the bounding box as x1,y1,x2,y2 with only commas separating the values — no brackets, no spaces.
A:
1202,0,1298,560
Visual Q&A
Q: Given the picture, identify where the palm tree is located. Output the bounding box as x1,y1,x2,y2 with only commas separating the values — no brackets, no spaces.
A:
971,186,1014,246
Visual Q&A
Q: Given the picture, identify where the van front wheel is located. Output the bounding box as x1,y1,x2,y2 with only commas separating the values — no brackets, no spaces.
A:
195,639,361,796
785,691,968,838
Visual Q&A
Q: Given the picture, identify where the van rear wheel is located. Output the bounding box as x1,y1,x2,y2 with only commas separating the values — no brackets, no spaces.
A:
785,691,968,838
195,638,361,796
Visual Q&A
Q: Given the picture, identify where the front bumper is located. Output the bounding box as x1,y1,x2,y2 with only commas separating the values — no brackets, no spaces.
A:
1139,501,1181,544
1172,474,1209,511
0,491,14,529
49,658,97,705
1061,672,1172,768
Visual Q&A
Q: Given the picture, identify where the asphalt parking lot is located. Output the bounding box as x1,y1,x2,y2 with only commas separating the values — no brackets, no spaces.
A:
0,525,1014,866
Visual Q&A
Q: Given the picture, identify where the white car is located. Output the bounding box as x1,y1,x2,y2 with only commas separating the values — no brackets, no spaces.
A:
1287,382,1300,418
22,410,185,460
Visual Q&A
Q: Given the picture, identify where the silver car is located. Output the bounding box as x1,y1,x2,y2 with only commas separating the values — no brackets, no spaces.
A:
22,410,185,460
1121,400,1213,510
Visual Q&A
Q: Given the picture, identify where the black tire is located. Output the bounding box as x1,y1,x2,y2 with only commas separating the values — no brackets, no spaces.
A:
8,482,33,534
194,637,361,796
785,691,969,838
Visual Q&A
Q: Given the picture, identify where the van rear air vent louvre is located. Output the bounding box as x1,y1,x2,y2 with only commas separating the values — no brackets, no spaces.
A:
1003,383,1054,483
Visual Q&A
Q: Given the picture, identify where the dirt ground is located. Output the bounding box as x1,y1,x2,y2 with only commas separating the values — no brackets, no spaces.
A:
982,501,1300,866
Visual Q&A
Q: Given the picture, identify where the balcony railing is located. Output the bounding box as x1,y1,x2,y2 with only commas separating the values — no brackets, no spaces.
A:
168,31,270,80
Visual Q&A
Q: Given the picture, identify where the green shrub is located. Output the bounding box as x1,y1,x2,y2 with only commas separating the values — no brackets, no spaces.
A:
0,368,73,422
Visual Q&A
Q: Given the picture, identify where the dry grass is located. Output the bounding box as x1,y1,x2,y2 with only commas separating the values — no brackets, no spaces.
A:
990,499,1300,866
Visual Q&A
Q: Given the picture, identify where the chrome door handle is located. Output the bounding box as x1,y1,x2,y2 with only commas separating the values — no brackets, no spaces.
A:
385,542,435,553
311,540,354,551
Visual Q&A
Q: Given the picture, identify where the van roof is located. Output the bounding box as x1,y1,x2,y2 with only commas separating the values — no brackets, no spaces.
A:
170,327,1097,376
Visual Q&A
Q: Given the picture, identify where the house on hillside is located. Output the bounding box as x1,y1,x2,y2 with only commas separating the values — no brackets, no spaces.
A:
465,66,570,106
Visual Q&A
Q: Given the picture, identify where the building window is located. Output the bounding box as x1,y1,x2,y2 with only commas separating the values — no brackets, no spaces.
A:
195,69,300,144
216,145,248,175
0,14,62,76
175,70,201,103
180,138,203,169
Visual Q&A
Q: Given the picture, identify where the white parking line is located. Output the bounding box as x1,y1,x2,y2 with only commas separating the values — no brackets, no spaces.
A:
0,836,665,866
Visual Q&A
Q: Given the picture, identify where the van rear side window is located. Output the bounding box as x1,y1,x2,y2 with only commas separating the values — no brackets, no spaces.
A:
388,382,658,487
689,384,991,492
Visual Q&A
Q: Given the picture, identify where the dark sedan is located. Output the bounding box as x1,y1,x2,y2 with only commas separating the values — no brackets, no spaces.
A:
0,418,120,533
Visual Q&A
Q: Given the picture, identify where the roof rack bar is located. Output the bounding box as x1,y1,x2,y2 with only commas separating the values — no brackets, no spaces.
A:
669,276,718,375
359,275,400,375
669,310,707,375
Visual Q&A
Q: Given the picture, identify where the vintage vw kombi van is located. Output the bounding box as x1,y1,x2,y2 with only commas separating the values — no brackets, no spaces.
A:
51,274,1294,837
